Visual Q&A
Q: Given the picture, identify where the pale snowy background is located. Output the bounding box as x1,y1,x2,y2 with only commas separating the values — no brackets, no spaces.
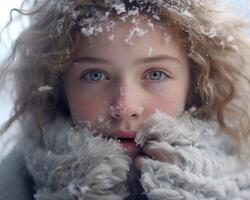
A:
0,0,27,158
0,0,26,126
0,0,250,157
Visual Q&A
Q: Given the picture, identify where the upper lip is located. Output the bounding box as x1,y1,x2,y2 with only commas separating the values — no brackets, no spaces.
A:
111,130,137,139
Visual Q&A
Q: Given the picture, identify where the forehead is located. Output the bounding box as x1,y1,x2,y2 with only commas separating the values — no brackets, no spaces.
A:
75,15,185,55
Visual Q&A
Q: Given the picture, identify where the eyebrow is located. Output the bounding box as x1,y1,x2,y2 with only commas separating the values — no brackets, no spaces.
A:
74,55,182,65
135,55,182,65
74,57,110,65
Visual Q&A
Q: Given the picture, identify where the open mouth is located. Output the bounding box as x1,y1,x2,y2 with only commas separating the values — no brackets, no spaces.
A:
106,130,140,155
116,138,138,150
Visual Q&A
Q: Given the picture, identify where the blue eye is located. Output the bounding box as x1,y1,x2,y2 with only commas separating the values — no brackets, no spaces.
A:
82,70,108,82
145,70,168,80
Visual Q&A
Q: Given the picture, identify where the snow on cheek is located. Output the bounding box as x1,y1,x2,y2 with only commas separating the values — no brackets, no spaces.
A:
97,115,104,123
76,120,93,130
96,115,112,132
149,95,184,116
150,102,173,116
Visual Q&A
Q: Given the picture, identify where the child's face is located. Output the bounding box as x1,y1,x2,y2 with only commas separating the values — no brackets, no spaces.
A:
64,15,190,145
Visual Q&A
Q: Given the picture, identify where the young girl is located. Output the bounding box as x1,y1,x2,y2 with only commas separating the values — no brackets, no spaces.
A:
1,0,250,199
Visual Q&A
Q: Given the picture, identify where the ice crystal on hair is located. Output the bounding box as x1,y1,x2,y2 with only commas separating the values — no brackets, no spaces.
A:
200,26,217,38
152,14,160,20
147,19,155,31
38,85,53,92
231,45,239,51
131,17,139,25
124,26,148,45
227,35,234,43
111,2,126,15
127,9,139,16
182,10,193,18
56,18,64,36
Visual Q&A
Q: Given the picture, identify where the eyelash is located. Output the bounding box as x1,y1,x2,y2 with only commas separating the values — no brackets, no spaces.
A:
80,69,171,82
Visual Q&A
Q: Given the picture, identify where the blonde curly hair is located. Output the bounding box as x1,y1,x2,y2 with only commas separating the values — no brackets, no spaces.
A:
1,0,250,148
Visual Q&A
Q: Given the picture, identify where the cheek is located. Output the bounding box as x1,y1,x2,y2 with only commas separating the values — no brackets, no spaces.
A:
147,95,186,116
67,91,108,124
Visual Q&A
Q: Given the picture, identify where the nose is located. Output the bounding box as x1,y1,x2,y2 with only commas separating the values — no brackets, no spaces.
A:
109,86,144,120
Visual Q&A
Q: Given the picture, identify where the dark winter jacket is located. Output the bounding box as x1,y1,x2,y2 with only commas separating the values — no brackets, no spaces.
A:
0,149,34,200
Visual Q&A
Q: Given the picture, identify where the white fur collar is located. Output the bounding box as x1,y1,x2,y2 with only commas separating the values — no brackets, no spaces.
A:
20,111,250,200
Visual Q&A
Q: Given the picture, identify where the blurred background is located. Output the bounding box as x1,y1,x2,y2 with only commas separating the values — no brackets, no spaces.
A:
0,0,24,127
0,0,250,157
0,0,29,158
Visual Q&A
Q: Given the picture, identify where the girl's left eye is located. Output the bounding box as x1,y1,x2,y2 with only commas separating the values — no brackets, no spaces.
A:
144,70,170,81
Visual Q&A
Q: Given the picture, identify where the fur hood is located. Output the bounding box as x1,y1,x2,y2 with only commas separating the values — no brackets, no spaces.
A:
20,111,250,200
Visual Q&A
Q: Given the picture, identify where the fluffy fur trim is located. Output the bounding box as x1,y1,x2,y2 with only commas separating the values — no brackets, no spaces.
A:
20,111,250,200
136,110,250,200
21,119,132,200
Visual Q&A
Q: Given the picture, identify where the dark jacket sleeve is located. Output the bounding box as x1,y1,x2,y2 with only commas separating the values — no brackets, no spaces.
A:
0,148,35,200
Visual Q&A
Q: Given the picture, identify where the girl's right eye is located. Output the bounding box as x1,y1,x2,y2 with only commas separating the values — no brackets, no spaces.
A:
80,70,109,82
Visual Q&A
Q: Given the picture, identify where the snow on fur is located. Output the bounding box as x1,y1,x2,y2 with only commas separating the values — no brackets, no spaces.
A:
21,111,250,199
136,110,250,200
22,119,131,200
